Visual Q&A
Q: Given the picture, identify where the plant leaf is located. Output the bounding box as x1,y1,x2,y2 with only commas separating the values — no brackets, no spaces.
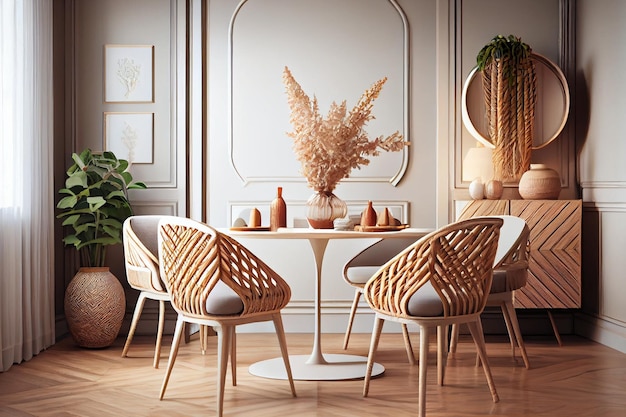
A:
57,195,78,209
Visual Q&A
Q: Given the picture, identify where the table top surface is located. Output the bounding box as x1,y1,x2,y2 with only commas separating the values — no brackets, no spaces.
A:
220,227,434,239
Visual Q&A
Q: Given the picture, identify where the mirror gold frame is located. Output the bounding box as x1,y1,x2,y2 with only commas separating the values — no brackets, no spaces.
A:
461,53,570,150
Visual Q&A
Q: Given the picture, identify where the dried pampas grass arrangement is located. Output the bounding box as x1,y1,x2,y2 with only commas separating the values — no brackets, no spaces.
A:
283,66,408,192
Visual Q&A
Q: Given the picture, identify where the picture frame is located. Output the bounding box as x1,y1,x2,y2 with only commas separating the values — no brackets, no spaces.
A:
104,44,154,103
104,112,154,164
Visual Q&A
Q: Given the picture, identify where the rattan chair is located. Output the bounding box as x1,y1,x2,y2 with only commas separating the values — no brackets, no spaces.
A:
122,215,171,368
362,217,503,417
449,215,531,369
157,216,296,417
342,237,419,362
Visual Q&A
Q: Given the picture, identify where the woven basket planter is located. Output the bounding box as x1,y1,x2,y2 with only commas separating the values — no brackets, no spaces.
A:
64,267,126,348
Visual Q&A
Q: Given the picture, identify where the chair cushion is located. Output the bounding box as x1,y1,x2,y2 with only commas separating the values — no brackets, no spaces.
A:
206,280,245,315
407,281,444,317
345,266,381,285
130,216,161,258
490,267,527,293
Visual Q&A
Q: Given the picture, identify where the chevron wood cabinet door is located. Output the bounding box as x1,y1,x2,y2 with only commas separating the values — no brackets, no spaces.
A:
458,199,582,309
510,200,582,308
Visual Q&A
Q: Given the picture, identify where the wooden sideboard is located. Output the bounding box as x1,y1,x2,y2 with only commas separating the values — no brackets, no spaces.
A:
458,199,582,309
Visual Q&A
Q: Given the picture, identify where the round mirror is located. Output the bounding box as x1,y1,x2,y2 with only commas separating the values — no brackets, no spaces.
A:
461,53,570,150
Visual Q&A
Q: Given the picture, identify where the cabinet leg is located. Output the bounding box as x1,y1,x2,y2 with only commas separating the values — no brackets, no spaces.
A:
547,310,563,346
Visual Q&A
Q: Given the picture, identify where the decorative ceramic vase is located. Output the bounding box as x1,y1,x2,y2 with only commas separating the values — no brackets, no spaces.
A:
306,191,348,229
270,187,287,231
64,267,126,348
484,179,503,200
468,178,485,200
518,164,561,200
360,201,377,227
377,207,392,226
248,208,262,227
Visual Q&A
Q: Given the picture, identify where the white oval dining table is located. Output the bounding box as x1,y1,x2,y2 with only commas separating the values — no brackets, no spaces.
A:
222,227,433,381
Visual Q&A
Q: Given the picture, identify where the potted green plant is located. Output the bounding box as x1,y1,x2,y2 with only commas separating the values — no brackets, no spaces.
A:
57,148,146,348
476,34,536,183
57,149,146,266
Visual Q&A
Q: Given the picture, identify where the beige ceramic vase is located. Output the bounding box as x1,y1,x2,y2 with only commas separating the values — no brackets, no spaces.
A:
468,178,485,200
518,164,561,200
484,180,503,200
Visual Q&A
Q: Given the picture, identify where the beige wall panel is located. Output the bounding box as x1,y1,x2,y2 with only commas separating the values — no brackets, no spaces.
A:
600,211,626,324
207,0,437,333
208,0,437,229
73,0,180,188
577,0,626,187
229,0,407,185
575,0,626,351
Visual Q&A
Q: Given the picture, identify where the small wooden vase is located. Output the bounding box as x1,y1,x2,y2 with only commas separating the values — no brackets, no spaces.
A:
249,208,261,227
360,201,377,227
270,187,287,231
377,207,392,226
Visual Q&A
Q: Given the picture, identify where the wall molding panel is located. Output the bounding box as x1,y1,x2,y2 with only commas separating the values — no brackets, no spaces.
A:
227,0,410,186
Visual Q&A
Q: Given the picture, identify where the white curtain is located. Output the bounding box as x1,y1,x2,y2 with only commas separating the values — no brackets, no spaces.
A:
0,0,55,372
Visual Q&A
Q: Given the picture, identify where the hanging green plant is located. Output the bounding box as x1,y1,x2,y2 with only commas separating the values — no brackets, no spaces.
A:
476,35,536,182
476,35,532,73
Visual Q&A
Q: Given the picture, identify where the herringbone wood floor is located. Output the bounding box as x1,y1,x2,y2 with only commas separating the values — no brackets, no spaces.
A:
0,331,625,416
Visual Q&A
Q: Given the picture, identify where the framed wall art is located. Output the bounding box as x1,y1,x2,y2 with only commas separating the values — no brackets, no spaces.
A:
104,112,154,164
104,44,154,103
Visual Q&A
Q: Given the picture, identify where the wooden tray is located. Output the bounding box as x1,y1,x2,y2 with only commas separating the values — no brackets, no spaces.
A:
354,224,409,232
229,226,271,232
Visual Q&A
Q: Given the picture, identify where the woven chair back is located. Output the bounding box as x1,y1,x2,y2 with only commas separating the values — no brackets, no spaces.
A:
429,217,502,316
157,217,291,318
123,216,167,292
365,217,502,318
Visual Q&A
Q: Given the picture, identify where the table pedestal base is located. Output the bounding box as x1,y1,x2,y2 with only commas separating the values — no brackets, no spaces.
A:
249,354,385,381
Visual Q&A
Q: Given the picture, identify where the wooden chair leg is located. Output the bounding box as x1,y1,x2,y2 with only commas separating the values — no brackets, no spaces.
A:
200,325,206,354
437,325,447,386
229,327,237,386
216,324,232,417
401,324,415,365
273,314,297,397
467,320,499,403
475,318,485,368
159,316,185,400
499,301,517,358
418,325,430,417
154,299,166,368
122,292,147,359
503,300,530,369
363,316,384,397
449,323,460,357
343,290,361,350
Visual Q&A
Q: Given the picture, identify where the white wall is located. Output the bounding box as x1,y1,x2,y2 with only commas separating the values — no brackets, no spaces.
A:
575,0,626,353
206,0,438,333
